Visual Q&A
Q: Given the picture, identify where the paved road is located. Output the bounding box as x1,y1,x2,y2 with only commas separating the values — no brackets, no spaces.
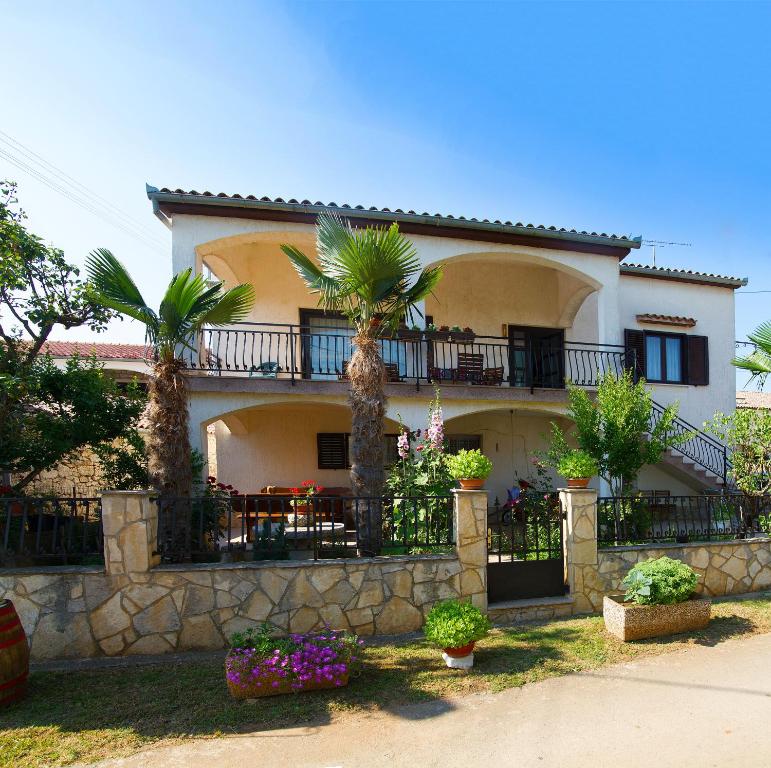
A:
94,633,771,768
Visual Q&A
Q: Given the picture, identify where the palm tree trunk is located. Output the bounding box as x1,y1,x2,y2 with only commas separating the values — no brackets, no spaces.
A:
348,333,386,556
148,358,193,561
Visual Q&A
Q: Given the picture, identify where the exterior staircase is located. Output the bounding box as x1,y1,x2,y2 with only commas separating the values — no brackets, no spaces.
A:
649,400,730,490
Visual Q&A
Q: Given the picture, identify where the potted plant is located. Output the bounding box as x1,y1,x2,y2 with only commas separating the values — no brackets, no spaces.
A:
450,325,475,343
557,449,598,488
603,556,710,641
288,480,324,525
398,324,423,341
252,520,289,560
425,323,450,342
447,448,493,490
423,599,491,669
225,623,362,699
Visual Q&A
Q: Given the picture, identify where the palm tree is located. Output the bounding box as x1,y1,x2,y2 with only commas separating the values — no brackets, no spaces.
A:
734,322,771,387
86,248,255,506
282,213,442,555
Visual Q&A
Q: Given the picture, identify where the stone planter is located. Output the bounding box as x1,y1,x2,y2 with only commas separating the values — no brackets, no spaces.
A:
603,595,711,641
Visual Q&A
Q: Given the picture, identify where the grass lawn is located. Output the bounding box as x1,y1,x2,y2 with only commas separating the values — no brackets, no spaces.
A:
3,595,771,768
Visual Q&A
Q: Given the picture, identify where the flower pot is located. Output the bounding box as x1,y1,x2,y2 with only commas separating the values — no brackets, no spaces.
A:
450,332,475,343
426,331,450,342
458,478,485,490
443,641,476,658
226,663,349,699
567,477,590,489
603,595,711,642
398,329,423,341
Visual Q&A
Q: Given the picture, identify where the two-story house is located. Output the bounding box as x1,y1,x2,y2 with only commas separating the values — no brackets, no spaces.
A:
146,185,746,500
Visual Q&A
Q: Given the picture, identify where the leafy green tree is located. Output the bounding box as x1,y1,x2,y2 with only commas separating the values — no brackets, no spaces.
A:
707,409,771,496
733,321,771,385
0,180,143,490
92,427,150,491
282,214,442,555
546,370,681,495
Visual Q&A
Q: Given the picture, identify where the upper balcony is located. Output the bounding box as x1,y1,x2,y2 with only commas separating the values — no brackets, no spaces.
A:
183,321,630,397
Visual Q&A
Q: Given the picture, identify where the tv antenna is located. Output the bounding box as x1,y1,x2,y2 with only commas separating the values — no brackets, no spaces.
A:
642,239,692,267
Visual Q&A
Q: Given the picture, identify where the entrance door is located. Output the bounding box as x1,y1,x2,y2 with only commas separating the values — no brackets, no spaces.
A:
508,326,565,389
487,493,566,602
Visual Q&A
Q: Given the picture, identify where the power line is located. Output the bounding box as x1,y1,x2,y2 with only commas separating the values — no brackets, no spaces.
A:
0,136,167,254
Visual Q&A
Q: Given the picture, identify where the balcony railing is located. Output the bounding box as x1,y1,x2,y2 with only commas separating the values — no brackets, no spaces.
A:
183,322,628,391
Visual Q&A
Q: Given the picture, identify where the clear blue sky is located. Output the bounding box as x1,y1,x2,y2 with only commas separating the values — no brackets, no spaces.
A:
3,0,770,388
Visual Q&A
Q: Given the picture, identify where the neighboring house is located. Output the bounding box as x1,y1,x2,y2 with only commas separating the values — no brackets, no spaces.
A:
144,185,747,499
736,391,771,410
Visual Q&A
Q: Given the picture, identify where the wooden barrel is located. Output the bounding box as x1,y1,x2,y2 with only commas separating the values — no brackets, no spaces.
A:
0,599,29,707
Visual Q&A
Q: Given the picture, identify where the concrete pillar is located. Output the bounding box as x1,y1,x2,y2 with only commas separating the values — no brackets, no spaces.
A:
453,489,488,612
560,487,599,613
101,491,159,575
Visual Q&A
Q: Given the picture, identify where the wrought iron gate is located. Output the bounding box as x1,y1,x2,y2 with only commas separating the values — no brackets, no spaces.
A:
487,492,566,602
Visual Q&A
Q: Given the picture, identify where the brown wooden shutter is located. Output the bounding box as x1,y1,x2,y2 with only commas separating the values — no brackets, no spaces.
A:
317,433,350,469
624,329,645,380
686,335,709,385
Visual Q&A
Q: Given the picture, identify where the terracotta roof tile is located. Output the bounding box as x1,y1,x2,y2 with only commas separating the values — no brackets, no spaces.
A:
636,314,697,328
42,341,152,360
621,263,747,286
737,391,771,409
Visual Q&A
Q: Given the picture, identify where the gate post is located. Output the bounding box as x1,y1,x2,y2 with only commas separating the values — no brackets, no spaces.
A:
559,488,598,613
101,490,159,575
453,489,488,612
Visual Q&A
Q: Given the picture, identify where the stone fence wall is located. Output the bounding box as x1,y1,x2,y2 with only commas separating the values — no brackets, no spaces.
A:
0,490,487,661
561,489,771,613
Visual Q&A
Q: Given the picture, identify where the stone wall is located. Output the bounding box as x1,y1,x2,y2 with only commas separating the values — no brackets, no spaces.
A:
0,490,488,661
12,447,105,497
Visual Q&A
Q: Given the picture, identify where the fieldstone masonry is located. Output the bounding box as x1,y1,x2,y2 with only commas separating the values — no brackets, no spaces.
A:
0,489,489,660
560,488,599,614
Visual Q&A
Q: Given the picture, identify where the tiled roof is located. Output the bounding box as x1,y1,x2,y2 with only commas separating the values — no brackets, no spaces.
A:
42,341,152,360
636,314,697,328
147,185,641,252
620,263,748,289
737,391,771,409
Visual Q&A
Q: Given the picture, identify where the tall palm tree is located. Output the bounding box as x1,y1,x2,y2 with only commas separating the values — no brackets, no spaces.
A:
86,248,255,504
282,213,442,555
734,322,771,386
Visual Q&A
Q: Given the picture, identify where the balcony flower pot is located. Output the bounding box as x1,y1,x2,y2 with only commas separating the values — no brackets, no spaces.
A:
603,594,711,642
450,328,475,343
426,330,450,342
567,477,590,489
398,328,423,341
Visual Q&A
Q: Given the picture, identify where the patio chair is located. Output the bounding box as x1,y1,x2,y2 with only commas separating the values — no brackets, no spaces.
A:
482,366,504,386
456,353,484,383
249,361,281,379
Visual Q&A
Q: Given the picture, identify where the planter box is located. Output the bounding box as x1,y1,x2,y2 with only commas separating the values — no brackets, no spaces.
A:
449,332,475,343
603,595,711,642
397,329,423,341
226,667,349,699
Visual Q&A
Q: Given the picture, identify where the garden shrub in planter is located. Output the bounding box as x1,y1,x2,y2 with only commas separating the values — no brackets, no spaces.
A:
225,623,362,699
556,449,598,488
424,599,491,668
603,556,710,641
447,449,493,490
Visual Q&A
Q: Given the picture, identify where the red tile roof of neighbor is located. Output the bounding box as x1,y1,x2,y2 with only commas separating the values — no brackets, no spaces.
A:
736,391,771,409
42,341,152,360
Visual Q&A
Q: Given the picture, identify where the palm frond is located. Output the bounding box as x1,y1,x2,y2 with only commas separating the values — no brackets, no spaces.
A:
747,321,771,355
281,243,343,308
86,249,158,329
198,284,256,326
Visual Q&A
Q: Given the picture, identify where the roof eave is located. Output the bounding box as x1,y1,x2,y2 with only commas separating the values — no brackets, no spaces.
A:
145,185,641,256
620,264,748,289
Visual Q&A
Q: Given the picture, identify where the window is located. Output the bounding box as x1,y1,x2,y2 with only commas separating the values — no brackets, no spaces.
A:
644,332,684,383
447,435,482,454
317,433,400,470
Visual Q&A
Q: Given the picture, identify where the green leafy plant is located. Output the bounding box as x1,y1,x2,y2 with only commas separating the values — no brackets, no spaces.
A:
446,449,493,480
544,370,683,496
621,556,698,605
557,449,598,479
423,599,491,649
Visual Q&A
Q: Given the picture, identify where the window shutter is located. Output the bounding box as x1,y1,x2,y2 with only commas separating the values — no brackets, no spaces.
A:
686,336,709,385
317,433,349,469
624,329,645,380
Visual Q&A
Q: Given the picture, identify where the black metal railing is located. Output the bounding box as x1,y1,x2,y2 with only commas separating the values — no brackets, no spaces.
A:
487,492,563,562
0,496,103,566
155,493,454,562
597,494,771,546
182,322,628,391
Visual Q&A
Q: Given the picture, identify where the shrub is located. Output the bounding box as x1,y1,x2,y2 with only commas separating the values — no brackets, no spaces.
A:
622,556,698,605
557,449,598,479
423,599,491,649
446,449,493,480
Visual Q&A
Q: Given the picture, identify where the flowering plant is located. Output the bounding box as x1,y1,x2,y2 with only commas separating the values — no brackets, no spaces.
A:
289,480,325,509
225,623,363,698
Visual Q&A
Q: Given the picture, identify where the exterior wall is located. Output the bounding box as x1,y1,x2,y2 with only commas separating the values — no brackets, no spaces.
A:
0,490,487,660
617,274,736,425
636,464,706,495
13,447,105,497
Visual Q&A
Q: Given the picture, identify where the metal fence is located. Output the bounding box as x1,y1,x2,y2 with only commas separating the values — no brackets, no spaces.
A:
598,495,771,546
487,493,563,562
155,493,454,562
0,496,103,567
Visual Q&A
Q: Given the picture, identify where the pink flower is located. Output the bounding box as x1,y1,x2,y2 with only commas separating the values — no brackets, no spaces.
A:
416,444,424,452
397,431,410,459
